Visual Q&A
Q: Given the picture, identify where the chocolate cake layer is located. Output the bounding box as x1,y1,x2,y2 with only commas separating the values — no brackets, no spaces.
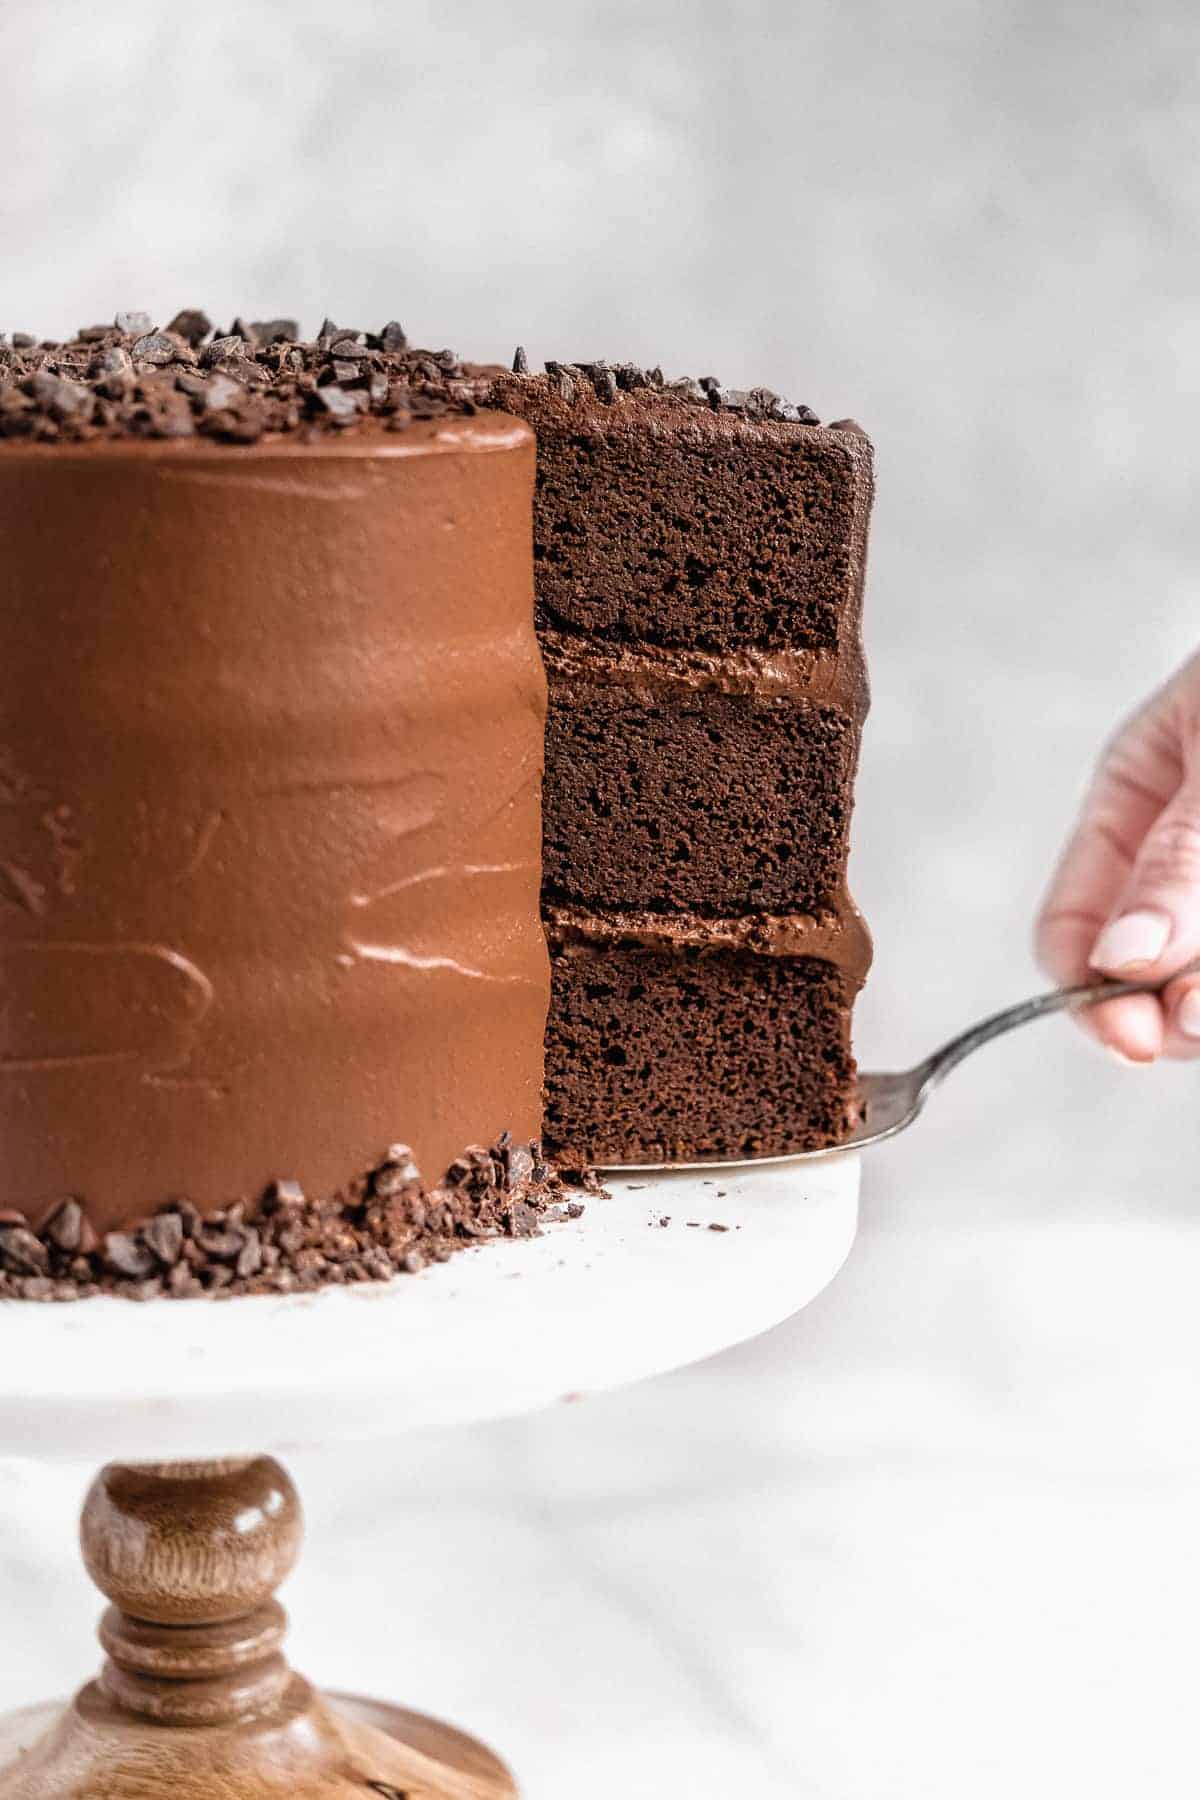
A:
544,931,858,1164
497,361,874,1166
0,417,548,1232
543,654,857,915
488,373,873,653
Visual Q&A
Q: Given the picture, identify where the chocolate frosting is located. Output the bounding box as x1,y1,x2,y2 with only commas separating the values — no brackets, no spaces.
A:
544,898,872,990
0,416,549,1231
538,628,869,721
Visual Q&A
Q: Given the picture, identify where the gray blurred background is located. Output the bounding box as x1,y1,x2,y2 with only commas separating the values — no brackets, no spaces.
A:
3,2,1200,1793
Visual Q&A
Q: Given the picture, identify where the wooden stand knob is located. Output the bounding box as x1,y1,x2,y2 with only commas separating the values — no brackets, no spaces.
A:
0,1455,517,1798
81,1458,300,1725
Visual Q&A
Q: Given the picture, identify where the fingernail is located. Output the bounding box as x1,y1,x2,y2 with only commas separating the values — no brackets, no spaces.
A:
1177,990,1200,1040
1090,909,1172,973
1106,1045,1151,1067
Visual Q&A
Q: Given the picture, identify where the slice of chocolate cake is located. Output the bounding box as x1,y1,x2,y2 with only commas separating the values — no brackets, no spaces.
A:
487,363,874,1165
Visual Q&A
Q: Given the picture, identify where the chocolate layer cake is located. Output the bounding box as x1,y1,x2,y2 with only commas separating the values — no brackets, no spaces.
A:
0,316,560,1295
0,314,872,1295
487,365,873,1164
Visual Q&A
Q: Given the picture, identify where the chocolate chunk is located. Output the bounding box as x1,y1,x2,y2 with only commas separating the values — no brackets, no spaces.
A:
114,311,153,336
203,372,244,412
373,1163,412,1199
201,335,247,368
132,331,176,366
171,1199,203,1238
144,1213,185,1266
592,366,618,403
166,309,212,347
331,358,360,384
10,333,36,349
264,1178,306,1214
317,316,339,341
30,372,93,421
236,1230,263,1278
384,1144,421,1179
99,345,132,376
315,385,358,422
665,376,706,403
505,1142,535,1187
41,1199,84,1253
512,345,529,375
126,1278,164,1302
103,1232,156,1279
328,335,369,361
380,321,408,352
196,1225,245,1262
0,1226,49,1276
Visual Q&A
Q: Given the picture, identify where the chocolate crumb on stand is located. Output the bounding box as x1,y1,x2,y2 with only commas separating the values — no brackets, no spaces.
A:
0,1136,580,1302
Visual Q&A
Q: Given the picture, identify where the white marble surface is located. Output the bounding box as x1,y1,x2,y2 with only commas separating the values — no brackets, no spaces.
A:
4,1,1200,1794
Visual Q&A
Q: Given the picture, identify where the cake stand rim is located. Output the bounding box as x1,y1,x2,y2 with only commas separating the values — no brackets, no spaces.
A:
0,1156,860,1462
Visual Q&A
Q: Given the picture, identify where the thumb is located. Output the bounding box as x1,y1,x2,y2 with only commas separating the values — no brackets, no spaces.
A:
1090,767,1200,978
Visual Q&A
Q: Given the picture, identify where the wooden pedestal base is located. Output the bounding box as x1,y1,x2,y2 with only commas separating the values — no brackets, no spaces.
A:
0,1459,517,1799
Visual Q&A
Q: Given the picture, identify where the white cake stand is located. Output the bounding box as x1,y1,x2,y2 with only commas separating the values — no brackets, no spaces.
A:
0,1158,858,1798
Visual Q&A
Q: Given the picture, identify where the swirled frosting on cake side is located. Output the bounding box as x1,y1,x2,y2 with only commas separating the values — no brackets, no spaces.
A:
0,418,548,1234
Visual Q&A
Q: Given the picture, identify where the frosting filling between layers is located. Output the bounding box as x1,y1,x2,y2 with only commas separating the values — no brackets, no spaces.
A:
545,899,872,988
539,629,868,718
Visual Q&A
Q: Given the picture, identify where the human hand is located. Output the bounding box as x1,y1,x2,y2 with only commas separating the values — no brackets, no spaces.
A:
1036,649,1200,1062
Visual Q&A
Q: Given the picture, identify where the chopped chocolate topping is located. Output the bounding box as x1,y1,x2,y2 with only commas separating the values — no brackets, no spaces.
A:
144,1212,185,1267
102,1231,156,1280
131,331,177,366
0,1226,49,1277
496,353,821,426
0,1136,581,1301
0,311,483,445
41,1199,86,1254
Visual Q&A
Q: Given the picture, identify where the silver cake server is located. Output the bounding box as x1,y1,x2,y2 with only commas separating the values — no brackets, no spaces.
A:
596,963,1197,1173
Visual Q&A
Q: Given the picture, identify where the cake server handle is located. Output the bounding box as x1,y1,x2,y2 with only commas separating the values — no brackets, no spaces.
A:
910,957,1200,1099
